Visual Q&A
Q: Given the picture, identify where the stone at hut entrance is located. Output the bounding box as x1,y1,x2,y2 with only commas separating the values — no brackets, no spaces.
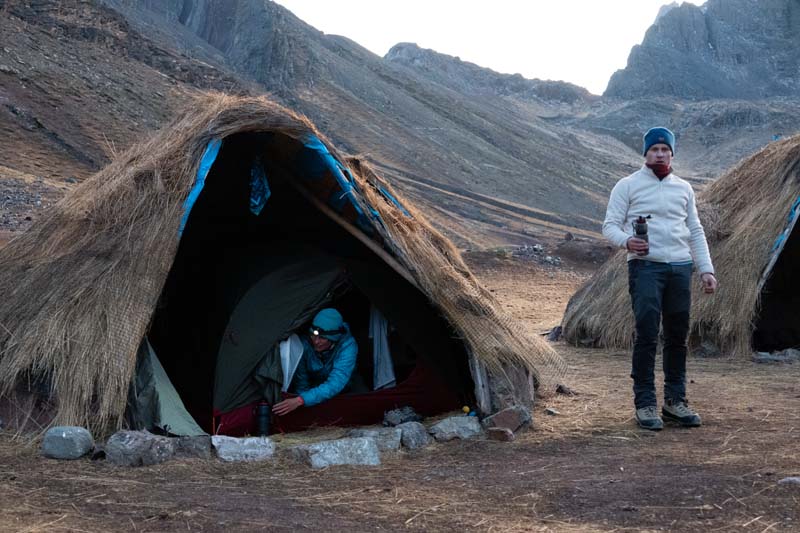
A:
397,421,432,450
487,427,515,442
105,430,176,467
481,405,532,433
175,436,213,459
292,437,380,469
429,416,483,442
212,436,275,462
41,426,94,460
383,406,422,426
346,427,402,451
753,349,800,364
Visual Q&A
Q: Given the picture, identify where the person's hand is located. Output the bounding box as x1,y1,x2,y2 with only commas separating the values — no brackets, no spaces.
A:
700,273,718,294
273,396,304,416
626,237,649,255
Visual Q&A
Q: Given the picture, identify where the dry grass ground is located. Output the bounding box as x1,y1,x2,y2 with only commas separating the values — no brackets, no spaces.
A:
1,257,799,532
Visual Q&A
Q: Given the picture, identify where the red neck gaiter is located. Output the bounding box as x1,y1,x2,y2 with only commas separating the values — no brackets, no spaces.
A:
647,163,672,179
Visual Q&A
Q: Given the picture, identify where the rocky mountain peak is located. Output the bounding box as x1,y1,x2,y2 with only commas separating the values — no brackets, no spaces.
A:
385,42,596,104
605,0,800,99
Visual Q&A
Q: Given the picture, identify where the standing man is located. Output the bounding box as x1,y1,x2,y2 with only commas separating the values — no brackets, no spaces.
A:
603,127,718,431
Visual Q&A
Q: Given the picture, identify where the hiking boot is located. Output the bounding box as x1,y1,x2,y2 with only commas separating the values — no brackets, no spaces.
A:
635,405,663,431
662,400,702,427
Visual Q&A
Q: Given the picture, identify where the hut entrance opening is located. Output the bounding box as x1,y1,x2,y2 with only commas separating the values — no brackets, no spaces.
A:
147,133,470,434
754,222,800,352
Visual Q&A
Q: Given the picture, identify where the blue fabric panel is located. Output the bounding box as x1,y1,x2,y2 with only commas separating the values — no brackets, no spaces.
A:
771,194,800,251
249,157,271,216
788,195,800,222
179,138,222,235
300,135,375,233
378,185,411,217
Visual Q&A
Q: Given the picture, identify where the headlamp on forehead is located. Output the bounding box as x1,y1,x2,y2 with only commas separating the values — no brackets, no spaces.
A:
309,325,346,338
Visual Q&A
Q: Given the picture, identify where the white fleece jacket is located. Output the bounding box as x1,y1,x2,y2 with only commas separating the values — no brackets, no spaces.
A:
602,165,714,275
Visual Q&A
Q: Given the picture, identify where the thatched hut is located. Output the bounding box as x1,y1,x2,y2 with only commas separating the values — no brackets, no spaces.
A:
563,135,800,356
0,93,566,435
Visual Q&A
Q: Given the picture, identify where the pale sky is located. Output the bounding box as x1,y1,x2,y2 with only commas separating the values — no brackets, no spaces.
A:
273,0,704,95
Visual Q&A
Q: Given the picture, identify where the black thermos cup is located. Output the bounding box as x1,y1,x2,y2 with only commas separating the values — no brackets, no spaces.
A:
256,401,270,436
632,215,650,256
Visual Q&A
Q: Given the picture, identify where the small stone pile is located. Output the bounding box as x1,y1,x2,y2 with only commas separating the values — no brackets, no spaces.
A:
511,244,562,266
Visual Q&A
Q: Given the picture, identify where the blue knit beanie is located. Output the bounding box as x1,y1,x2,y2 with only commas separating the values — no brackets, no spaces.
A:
310,308,345,341
642,127,675,156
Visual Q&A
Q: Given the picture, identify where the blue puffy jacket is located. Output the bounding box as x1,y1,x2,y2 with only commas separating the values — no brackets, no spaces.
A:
292,325,358,406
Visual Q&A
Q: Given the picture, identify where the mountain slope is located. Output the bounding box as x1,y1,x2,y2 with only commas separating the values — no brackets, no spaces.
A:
2,0,799,249
102,0,643,247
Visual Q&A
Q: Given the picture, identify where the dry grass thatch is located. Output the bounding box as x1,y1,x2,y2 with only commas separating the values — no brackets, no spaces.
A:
0,92,566,434
562,134,800,356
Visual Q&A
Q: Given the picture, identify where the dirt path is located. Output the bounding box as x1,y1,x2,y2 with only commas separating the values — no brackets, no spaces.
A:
1,258,799,532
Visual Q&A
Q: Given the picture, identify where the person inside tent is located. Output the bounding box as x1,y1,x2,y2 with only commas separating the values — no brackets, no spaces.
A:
272,308,359,416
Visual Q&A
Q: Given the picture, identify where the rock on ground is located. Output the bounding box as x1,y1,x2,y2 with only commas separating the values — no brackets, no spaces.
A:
105,431,176,467
429,416,483,442
486,427,515,442
778,477,800,485
346,427,401,452
175,436,212,459
41,426,94,460
383,406,422,426
292,437,380,469
481,405,532,432
397,421,432,450
753,349,800,364
212,436,275,462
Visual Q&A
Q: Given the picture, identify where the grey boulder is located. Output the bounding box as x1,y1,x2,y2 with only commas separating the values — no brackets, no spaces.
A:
346,427,402,452
778,477,800,485
397,421,432,449
292,437,380,469
105,431,176,467
41,426,94,460
175,435,212,459
753,349,800,364
486,427,515,442
383,406,422,426
481,405,532,432
212,436,275,462
429,416,483,442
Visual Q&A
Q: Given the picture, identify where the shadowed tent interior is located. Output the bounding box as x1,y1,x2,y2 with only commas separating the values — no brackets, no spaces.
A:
562,134,800,356
0,93,567,436
147,132,472,433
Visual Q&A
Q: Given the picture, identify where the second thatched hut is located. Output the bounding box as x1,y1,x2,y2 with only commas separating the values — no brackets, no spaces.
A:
563,135,800,357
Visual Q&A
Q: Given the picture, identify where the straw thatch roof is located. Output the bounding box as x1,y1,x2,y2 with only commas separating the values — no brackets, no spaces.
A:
0,92,567,433
562,134,800,356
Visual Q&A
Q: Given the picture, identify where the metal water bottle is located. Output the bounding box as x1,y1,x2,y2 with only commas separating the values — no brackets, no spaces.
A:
632,215,651,256
256,401,271,436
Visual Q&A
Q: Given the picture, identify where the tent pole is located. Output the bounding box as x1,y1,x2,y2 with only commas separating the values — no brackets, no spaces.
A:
278,172,422,291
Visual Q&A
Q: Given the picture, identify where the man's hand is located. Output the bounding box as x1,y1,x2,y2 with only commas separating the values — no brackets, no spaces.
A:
700,272,718,294
273,396,304,416
626,237,649,255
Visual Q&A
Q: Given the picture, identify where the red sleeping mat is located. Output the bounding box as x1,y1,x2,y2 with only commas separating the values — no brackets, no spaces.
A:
213,362,462,436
